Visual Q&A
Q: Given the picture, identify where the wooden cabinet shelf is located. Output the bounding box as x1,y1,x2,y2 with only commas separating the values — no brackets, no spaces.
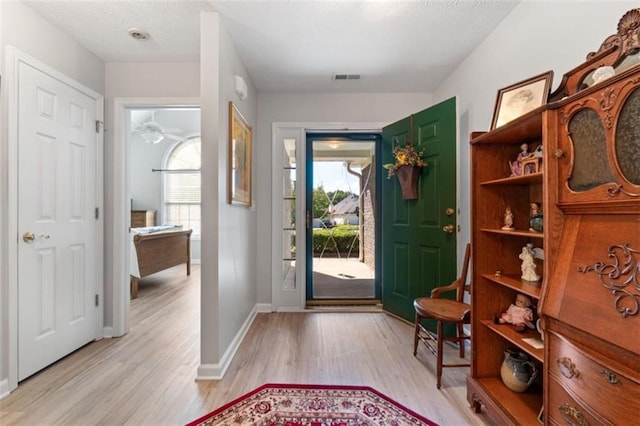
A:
481,320,543,362
481,228,544,239
480,172,543,187
480,274,542,300
470,107,544,145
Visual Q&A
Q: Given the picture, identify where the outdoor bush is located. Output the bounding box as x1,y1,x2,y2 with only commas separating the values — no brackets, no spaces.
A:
313,225,359,256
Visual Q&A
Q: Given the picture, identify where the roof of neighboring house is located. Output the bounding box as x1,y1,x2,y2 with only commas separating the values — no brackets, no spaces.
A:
331,194,359,215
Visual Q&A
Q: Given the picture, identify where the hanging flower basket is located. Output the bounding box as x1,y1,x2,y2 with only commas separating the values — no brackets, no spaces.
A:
396,165,422,200
383,126,427,200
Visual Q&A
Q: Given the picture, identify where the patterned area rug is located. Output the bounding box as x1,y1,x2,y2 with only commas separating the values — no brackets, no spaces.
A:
186,383,438,426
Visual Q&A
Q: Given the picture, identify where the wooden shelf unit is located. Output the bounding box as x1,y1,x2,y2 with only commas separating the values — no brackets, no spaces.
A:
467,109,550,424
468,9,640,424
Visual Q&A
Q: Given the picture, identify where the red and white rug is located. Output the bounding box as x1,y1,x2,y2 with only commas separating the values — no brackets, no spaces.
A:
186,383,437,426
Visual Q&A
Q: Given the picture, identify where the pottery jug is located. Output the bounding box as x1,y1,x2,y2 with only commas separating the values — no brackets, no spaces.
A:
500,349,538,392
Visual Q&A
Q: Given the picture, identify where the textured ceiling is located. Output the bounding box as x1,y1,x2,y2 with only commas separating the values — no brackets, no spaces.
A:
21,0,521,93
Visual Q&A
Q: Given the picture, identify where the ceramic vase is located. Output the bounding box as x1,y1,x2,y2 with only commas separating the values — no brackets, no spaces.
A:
500,349,538,392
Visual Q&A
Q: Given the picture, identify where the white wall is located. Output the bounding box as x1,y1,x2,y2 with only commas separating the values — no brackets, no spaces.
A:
0,2,104,93
433,0,638,267
255,92,433,304
104,62,199,328
199,12,258,376
0,0,105,396
130,135,165,212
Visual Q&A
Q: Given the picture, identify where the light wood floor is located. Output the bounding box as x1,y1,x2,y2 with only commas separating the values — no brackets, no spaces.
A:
0,265,489,425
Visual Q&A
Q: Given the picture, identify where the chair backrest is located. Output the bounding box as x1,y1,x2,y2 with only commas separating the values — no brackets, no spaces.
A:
428,243,471,302
456,243,471,302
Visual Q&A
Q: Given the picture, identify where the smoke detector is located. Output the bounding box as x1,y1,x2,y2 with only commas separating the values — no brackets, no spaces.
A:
128,28,150,41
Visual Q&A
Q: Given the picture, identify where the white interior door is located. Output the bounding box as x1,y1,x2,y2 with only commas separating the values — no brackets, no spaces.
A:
17,60,98,381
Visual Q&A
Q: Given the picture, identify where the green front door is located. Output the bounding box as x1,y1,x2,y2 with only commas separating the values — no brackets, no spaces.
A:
381,97,457,323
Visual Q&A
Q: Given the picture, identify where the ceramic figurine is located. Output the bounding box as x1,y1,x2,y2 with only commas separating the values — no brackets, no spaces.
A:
529,202,543,233
519,243,541,282
502,207,515,230
509,143,534,176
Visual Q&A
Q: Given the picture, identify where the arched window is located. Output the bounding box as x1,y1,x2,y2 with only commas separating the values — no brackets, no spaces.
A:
163,136,201,236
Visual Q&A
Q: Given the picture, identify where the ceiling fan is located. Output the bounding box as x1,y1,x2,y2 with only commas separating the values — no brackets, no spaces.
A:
133,121,186,144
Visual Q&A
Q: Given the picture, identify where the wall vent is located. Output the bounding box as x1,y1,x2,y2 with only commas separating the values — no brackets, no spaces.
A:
332,74,362,81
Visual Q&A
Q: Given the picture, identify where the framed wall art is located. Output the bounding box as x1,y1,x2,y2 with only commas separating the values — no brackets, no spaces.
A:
491,71,553,129
228,101,252,206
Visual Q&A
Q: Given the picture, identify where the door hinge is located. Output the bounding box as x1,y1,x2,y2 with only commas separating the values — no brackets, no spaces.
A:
95,120,103,133
95,207,99,219
95,294,99,306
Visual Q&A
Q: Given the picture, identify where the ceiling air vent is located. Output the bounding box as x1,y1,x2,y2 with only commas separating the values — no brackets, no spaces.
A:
332,74,362,81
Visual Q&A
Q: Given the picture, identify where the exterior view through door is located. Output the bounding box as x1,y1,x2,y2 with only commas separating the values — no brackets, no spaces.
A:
305,134,381,303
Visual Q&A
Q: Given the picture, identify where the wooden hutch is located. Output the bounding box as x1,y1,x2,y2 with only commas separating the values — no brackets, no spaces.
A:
467,9,640,425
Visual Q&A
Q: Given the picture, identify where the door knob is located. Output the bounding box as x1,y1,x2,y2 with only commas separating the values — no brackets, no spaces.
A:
23,232,50,243
442,224,455,234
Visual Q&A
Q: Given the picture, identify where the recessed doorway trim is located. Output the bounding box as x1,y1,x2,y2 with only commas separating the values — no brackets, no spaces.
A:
112,97,199,337
270,122,386,312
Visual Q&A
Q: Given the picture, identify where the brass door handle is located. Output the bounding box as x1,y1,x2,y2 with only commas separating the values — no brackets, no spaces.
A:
23,232,50,243
442,224,455,234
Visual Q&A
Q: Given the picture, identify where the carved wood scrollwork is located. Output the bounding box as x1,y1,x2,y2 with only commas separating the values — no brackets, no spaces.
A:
577,244,640,317
606,183,640,197
588,9,640,60
598,88,617,130
560,102,587,125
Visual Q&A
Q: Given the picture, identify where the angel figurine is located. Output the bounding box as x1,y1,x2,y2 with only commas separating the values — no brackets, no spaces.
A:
519,244,540,282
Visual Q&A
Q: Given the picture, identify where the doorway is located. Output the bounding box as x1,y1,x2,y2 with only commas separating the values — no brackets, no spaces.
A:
127,107,202,296
305,133,382,304
111,97,199,336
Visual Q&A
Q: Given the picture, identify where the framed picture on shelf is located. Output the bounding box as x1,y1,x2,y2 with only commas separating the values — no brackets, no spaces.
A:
228,101,253,206
491,71,553,129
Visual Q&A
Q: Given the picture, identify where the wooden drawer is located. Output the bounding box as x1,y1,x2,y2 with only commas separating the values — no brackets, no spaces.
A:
547,377,611,426
548,332,640,423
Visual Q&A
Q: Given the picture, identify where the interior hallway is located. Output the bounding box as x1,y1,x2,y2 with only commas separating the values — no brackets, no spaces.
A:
0,264,488,425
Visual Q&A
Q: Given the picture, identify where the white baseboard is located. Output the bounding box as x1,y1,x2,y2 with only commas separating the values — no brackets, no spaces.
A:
255,303,271,313
0,378,9,400
195,303,266,380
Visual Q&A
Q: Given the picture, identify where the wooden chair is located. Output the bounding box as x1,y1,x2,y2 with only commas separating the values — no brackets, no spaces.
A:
413,243,471,389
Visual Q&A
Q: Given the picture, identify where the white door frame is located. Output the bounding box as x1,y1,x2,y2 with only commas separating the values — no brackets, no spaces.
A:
270,122,386,312
5,47,105,391
111,98,199,337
